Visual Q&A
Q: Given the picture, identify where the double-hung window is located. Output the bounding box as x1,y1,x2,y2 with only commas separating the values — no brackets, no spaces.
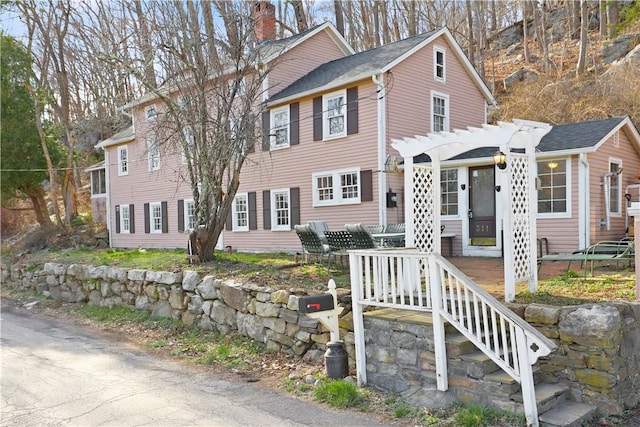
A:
150,202,162,233
118,146,128,176
537,159,569,217
271,106,289,149
608,159,622,216
431,91,449,133
440,169,458,216
145,105,157,121
120,204,131,234
313,168,360,206
271,189,290,231
324,90,346,139
184,199,195,231
233,192,249,231
148,139,160,171
434,46,446,82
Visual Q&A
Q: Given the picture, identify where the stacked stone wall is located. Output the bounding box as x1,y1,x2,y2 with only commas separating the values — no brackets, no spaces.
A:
1,263,356,365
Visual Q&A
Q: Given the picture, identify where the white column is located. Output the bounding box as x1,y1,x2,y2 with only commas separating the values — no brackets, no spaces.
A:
628,202,640,301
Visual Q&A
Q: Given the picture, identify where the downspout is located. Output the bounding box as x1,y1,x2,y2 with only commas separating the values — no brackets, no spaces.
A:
578,153,589,248
103,147,112,248
372,73,387,226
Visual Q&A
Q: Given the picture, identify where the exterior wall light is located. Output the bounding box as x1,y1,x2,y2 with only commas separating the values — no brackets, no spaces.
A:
493,151,507,170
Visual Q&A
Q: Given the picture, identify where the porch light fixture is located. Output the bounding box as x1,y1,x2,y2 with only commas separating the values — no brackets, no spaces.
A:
548,161,559,170
493,151,507,170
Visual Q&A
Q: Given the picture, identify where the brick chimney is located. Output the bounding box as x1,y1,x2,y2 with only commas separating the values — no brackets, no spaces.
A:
253,1,276,43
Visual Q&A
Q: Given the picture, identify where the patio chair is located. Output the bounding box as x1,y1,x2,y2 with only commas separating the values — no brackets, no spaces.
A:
308,220,330,244
294,224,330,266
382,223,405,247
345,224,378,249
324,230,354,270
365,225,384,234
537,239,634,277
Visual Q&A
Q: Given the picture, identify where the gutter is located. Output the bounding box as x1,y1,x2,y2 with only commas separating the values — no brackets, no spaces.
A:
372,73,387,226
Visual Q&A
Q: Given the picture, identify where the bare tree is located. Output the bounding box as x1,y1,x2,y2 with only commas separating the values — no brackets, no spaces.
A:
334,0,345,36
607,1,618,38
539,0,550,73
577,0,588,75
522,0,530,63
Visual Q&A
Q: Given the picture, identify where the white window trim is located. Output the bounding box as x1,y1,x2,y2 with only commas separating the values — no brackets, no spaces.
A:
608,158,623,217
150,202,162,234
145,104,157,121
90,169,106,196
434,46,446,83
270,106,290,150
323,89,347,140
440,167,459,219
118,146,128,176
613,131,620,148
120,204,131,234
271,188,291,231
148,139,161,171
312,167,361,207
232,192,249,232
537,158,572,220
184,198,195,232
430,91,450,133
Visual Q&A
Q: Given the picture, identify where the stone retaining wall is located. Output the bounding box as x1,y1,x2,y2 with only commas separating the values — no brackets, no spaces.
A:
1,263,356,365
2,263,638,415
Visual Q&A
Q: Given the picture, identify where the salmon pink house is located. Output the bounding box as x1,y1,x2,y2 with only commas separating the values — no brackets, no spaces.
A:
95,5,497,253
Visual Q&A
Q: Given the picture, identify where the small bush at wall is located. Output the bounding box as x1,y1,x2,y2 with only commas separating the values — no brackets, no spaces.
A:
313,380,366,408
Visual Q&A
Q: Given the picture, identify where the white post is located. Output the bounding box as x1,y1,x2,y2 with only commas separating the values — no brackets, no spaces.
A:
516,329,539,427
628,203,640,301
428,255,449,391
349,253,367,386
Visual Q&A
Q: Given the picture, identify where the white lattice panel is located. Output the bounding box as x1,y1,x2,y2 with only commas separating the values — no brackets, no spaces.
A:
508,154,532,281
413,166,436,253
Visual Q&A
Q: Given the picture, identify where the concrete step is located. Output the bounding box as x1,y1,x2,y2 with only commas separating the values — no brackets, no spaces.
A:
512,382,569,415
456,351,501,378
539,402,597,427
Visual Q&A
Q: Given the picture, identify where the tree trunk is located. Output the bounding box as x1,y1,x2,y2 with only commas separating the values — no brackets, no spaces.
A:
540,0,549,73
522,0,530,63
577,0,588,75
333,0,345,36
599,0,607,36
133,0,156,89
25,186,53,228
290,0,308,32
466,1,475,64
571,0,581,39
607,1,618,38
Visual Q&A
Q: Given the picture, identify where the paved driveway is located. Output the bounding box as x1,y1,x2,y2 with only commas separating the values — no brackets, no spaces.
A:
0,303,385,427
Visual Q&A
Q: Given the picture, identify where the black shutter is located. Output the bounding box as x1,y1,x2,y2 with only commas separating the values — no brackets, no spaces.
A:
249,192,257,230
129,204,135,233
161,201,168,233
262,110,270,152
144,203,150,233
290,103,299,145
115,205,121,233
360,170,373,202
226,210,233,231
263,190,271,230
178,199,185,232
347,87,359,135
247,113,256,153
290,187,300,227
313,96,322,141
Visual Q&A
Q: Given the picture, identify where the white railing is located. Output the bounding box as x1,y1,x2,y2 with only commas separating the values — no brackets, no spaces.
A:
350,249,557,427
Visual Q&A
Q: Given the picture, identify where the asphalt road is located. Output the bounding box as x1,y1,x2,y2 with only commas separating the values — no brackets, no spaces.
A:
0,303,385,427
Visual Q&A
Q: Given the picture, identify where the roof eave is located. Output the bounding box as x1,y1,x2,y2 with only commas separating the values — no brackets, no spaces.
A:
95,134,135,149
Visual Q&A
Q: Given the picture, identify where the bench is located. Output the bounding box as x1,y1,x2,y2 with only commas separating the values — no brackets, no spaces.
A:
537,240,634,277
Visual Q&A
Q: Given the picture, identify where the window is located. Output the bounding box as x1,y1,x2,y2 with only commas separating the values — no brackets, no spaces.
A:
431,92,449,133
145,105,157,121
120,204,131,234
91,169,106,195
233,193,249,231
148,139,160,171
441,169,458,216
118,146,128,176
324,90,346,139
613,131,620,148
184,199,195,231
271,189,290,231
150,202,162,233
312,168,360,206
271,106,289,149
608,159,622,216
537,159,568,215
434,47,445,82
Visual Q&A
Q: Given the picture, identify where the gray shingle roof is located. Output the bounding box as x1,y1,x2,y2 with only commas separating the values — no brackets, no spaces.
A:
268,29,439,103
413,117,627,163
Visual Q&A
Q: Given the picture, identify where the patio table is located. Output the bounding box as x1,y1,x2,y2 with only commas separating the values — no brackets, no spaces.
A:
371,232,404,247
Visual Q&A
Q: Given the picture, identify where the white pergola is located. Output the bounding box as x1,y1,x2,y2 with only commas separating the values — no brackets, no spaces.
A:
392,120,552,302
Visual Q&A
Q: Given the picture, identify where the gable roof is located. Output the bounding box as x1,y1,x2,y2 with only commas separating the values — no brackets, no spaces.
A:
267,27,496,107
413,116,640,163
95,126,135,149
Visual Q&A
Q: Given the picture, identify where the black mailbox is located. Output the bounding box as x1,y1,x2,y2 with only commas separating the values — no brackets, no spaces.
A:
298,294,334,313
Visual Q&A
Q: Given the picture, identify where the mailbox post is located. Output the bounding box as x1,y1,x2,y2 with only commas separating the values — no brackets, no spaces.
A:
299,279,348,379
